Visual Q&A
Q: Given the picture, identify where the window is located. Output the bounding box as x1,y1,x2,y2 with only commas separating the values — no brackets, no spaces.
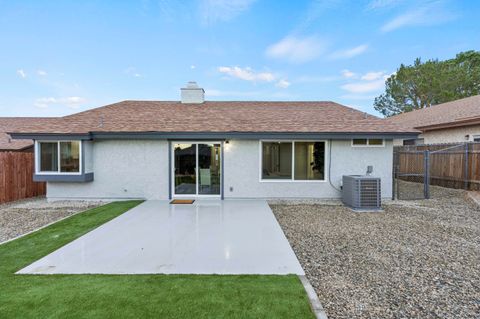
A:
37,141,81,174
473,135,480,142
368,139,383,146
60,142,80,172
261,141,325,181
352,139,384,147
403,138,424,146
39,142,58,172
262,142,292,179
352,139,368,146
294,142,325,180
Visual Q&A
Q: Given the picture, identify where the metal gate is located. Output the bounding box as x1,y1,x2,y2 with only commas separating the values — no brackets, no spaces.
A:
393,149,429,200
394,143,475,200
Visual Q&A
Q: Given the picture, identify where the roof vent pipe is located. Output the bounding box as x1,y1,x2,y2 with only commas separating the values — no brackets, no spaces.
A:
181,81,205,104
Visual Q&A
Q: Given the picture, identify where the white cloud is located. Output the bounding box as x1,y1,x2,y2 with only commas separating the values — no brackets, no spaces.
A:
340,94,377,100
366,0,403,10
381,3,457,33
199,0,256,25
276,79,291,88
265,35,326,63
218,66,276,82
296,0,343,31
37,70,47,76
205,89,294,99
330,44,368,59
218,66,291,89
361,71,386,81
124,67,142,78
17,69,26,78
205,89,262,97
341,80,385,94
341,69,356,79
190,65,196,69
34,96,87,109
296,75,341,83
341,70,391,93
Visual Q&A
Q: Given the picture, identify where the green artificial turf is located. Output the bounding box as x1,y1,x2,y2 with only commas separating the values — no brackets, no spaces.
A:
0,201,313,319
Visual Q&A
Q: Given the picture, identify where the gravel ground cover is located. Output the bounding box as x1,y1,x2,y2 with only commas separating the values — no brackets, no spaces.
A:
0,198,104,243
270,188,480,318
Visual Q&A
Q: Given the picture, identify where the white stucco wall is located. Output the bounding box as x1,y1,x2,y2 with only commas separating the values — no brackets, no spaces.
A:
422,125,480,144
46,138,393,200
47,140,169,200
394,125,480,146
223,139,393,199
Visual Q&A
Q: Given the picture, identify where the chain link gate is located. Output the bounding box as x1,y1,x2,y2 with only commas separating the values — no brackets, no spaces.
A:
394,143,475,200
394,148,429,200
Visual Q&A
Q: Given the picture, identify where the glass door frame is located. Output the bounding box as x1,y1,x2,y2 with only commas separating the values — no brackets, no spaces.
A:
170,141,223,199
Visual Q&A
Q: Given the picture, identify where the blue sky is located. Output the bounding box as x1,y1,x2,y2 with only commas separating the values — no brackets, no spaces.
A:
1,0,479,117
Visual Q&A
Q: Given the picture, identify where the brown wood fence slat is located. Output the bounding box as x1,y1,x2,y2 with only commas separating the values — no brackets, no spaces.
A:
395,142,480,191
0,151,46,204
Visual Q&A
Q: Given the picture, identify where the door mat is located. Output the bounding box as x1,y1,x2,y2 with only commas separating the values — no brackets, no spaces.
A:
170,199,195,204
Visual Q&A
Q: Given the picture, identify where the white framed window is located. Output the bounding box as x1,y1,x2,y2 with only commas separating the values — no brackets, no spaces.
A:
260,141,326,182
472,134,480,142
351,138,385,147
35,141,82,175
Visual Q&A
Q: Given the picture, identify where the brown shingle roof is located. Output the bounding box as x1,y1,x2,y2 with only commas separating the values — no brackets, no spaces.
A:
0,118,59,151
8,101,417,135
387,95,480,131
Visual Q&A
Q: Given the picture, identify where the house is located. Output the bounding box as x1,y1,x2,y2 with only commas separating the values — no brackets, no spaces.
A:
388,95,480,145
0,118,58,203
8,82,417,201
0,118,57,152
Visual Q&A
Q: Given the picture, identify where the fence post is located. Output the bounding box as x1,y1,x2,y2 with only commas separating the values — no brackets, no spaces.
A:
393,164,397,200
464,143,469,190
424,150,430,199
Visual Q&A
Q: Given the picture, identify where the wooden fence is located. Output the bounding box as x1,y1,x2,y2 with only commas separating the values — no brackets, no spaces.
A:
394,142,480,191
0,151,46,204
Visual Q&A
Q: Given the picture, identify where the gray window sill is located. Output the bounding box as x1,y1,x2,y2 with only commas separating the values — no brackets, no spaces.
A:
34,173,94,182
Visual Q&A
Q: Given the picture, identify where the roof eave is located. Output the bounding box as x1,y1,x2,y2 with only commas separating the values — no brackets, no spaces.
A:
416,117,480,132
9,131,420,140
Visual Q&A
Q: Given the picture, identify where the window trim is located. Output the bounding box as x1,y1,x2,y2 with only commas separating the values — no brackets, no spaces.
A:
35,140,82,175
351,138,385,147
259,140,327,183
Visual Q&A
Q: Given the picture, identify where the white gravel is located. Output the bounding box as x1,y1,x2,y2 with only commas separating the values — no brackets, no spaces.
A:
0,197,105,243
271,188,480,319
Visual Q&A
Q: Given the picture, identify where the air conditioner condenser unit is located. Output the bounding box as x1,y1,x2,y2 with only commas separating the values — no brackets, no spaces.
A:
342,175,381,211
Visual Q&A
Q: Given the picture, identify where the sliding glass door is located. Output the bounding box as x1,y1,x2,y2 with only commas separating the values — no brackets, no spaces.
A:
173,144,197,195
198,143,221,195
173,142,221,197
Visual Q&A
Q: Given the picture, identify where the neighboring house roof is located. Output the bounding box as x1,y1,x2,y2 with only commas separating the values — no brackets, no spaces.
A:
8,101,417,136
0,118,59,151
387,95,480,132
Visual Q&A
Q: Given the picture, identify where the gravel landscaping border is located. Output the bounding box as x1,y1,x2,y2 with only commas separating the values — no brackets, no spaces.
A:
0,198,105,243
271,187,480,318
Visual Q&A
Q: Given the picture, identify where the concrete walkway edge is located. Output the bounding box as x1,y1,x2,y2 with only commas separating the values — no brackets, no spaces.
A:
299,275,328,319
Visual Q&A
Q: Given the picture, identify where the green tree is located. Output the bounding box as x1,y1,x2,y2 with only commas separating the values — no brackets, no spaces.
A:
374,50,480,117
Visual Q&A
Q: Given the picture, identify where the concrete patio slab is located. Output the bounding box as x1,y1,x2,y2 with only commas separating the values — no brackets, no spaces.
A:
17,200,304,275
